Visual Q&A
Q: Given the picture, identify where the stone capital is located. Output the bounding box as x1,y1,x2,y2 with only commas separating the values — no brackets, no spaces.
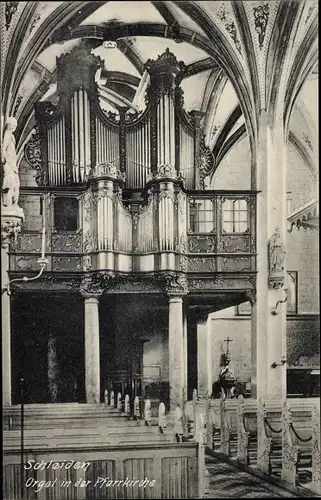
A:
164,273,189,297
1,205,24,248
79,276,103,299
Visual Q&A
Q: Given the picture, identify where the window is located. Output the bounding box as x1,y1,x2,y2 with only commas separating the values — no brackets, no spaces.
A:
222,199,248,233
188,198,215,233
54,197,79,231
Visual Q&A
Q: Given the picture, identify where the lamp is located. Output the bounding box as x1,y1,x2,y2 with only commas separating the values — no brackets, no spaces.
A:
2,194,49,296
271,356,287,369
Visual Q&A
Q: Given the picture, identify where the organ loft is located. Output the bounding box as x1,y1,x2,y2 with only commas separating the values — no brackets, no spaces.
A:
4,41,258,409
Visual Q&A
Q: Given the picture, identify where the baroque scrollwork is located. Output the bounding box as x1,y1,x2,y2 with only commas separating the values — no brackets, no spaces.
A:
1,219,22,247
91,162,126,182
24,127,42,182
198,131,215,189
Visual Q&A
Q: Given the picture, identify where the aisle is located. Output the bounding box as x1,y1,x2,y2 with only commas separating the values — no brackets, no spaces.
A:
205,456,297,498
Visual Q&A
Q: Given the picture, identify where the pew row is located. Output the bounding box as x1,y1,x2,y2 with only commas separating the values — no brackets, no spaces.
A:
184,391,320,495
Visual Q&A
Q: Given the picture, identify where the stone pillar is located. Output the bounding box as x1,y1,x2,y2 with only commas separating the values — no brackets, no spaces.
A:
168,296,184,410
183,300,188,398
1,209,24,406
83,293,101,403
48,335,59,403
197,314,212,397
251,112,287,400
2,243,11,406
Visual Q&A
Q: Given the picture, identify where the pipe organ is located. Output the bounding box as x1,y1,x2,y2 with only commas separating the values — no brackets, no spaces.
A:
35,44,213,190
27,43,232,274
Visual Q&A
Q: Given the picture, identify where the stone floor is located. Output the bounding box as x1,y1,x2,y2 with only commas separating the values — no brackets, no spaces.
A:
205,456,297,498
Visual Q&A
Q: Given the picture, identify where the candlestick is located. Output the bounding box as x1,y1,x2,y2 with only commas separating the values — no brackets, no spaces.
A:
41,227,46,258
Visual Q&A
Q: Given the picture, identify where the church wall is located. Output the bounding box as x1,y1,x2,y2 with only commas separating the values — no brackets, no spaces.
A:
287,226,319,313
287,144,317,212
210,308,251,385
209,136,251,190
209,307,320,390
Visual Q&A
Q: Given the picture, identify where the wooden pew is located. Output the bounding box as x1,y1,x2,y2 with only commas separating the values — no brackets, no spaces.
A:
237,395,257,466
220,397,238,457
281,403,320,495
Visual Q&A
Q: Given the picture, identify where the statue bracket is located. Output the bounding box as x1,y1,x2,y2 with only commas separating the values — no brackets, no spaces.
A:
268,272,285,290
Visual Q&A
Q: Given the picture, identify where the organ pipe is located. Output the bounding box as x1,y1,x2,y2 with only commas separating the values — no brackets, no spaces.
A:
47,117,66,185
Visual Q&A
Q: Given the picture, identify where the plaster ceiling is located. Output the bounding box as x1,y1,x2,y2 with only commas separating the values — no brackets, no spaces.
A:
1,0,318,181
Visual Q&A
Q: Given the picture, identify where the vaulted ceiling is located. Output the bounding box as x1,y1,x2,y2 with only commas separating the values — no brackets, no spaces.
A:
0,1,318,177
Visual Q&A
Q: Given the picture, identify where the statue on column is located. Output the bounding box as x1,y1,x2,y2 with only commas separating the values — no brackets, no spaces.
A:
1,117,20,207
268,227,286,288
269,227,286,273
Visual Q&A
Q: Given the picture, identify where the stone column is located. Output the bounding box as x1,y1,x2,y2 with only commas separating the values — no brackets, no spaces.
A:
1,209,24,406
2,243,11,406
183,300,188,398
82,292,101,403
197,314,212,397
168,296,185,410
48,335,59,403
251,112,287,400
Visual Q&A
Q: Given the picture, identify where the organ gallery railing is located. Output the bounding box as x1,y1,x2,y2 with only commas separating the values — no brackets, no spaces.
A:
11,175,257,275
30,44,216,190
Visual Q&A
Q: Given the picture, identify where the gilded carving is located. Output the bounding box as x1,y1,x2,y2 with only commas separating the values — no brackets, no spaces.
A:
188,235,215,253
83,255,93,272
176,191,186,223
51,233,82,253
91,162,126,182
145,49,186,101
52,257,81,272
220,256,251,272
1,220,22,247
198,131,215,189
14,233,42,252
188,257,216,272
165,273,188,295
179,255,188,272
221,234,250,253
83,231,95,253
83,191,93,224
79,275,104,297
15,256,40,271
24,128,42,181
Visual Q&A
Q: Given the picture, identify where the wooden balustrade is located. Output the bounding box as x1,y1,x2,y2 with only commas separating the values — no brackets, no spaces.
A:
4,442,200,500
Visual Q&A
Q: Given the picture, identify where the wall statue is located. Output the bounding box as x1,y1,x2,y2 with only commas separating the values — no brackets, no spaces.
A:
1,117,20,207
268,227,286,274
